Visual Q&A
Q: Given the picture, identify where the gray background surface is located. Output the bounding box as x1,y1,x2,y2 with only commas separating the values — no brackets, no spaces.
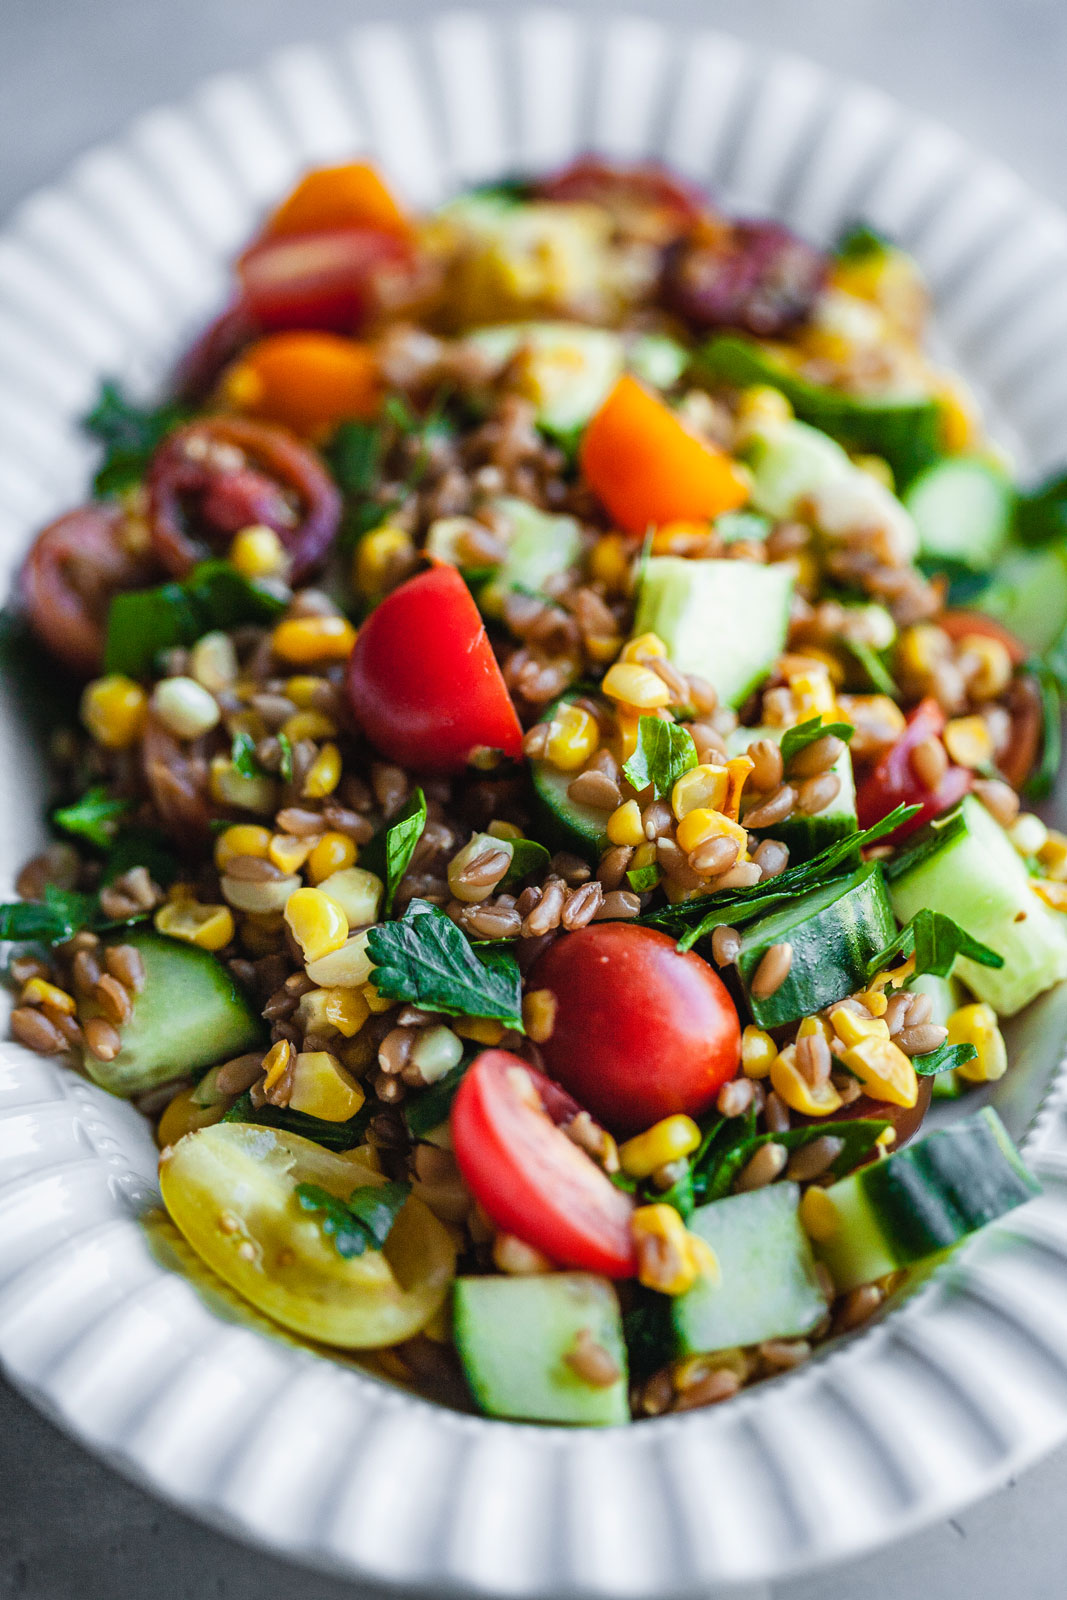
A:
2,0,1067,1595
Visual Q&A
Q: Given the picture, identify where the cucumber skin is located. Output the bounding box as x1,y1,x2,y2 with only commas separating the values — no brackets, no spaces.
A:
729,726,858,867
903,456,1014,572
530,760,608,865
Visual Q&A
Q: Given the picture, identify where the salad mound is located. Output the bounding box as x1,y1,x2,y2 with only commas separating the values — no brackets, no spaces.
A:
6,154,1065,1426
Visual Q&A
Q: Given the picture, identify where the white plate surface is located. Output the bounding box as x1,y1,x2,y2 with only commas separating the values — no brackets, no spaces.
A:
5,9,1067,1594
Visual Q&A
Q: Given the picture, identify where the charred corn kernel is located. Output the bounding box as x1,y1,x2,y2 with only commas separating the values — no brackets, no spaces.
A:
943,714,993,769
209,757,276,814
1038,830,1067,881
361,978,396,1014
770,1045,843,1117
867,955,915,992
620,632,668,665
189,631,238,692
154,899,234,951
307,832,358,883
897,623,946,680
589,532,632,592
675,808,748,857
614,709,643,762
284,886,349,963
281,709,337,744
454,1016,506,1045
797,1014,833,1044
302,741,342,798
1034,878,1067,912
80,675,148,750
1010,812,1048,857
322,985,371,1038
409,1025,464,1084
229,524,289,579
151,675,221,740
315,866,383,926
272,615,356,664
602,661,672,710
262,1039,292,1092
619,1115,702,1179
289,1051,365,1122
284,675,325,709
948,1002,1007,1083
841,1035,918,1107
741,1025,777,1079
958,634,1013,700
545,702,599,771
829,1006,891,1048
353,525,415,600
799,1186,839,1243
854,988,889,1017
786,669,836,719
607,799,644,847
632,1204,719,1296
268,832,318,873
671,764,729,820
723,754,755,822
21,978,75,1014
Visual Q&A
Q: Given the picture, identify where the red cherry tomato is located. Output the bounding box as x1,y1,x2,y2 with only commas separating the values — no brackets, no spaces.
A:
237,227,412,333
451,1050,637,1277
938,609,1027,666
173,300,259,404
855,697,972,844
528,924,742,1136
345,566,523,772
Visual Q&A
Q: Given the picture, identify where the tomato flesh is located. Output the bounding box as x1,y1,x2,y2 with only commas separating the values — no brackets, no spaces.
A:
238,227,412,333
529,923,742,1136
855,697,972,843
346,565,523,772
451,1051,637,1277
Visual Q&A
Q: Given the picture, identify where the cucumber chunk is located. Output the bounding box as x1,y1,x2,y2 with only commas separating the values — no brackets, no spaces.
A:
889,796,1067,1016
529,696,610,864
81,929,265,1097
466,323,624,432
736,861,897,1029
976,544,1067,656
453,1272,629,1425
673,1183,826,1356
634,556,794,709
810,1107,1039,1292
904,456,1014,572
728,724,858,865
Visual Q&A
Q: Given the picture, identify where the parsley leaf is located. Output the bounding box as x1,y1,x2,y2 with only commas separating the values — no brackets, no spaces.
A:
684,1113,890,1207
102,826,178,888
865,907,1004,983
231,730,261,780
0,883,143,946
276,732,294,785
104,561,284,678
842,637,899,698
913,1040,978,1077
361,788,427,915
83,380,186,497
404,1056,473,1139
779,715,854,770
295,1180,411,1258
502,837,551,889
52,787,130,849
623,716,698,800
367,899,524,1027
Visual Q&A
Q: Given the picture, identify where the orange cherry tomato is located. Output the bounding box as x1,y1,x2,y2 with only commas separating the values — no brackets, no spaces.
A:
263,162,411,241
223,332,382,437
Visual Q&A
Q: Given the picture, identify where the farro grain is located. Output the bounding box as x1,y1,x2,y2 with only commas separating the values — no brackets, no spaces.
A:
585,747,621,783
910,735,948,790
905,992,933,1027
736,1141,788,1191
795,1031,832,1086
105,943,146,993
596,845,633,890
688,836,739,876
83,1016,121,1061
884,992,912,1034
466,902,523,939
836,1284,884,1332
638,1369,675,1416
593,890,641,920
373,1072,405,1104
523,878,566,936
46,1007,82,1047
564,1328,622,1387
275,806,326,836
832,1073,863,1105
9,955,50,985
562,881,604,929
713,861,762,890
641,800,674,841
795,772,841,815
711,925,741,966
71,948,104,996
785,1135,844,1181
973,777,1020,827
94,973,134,1026
216,1052,267,1094
649,657,690,703
685,674,719,716
753,839,789,878
747,739,784,792
225,854,286,882
744,784,797,828
655,837,706,891
814,1261,836,1302
758,1339,811,1371
895,1022,948,1057
567,770,622,810
673,1369,741,1410
786,734,845,779
11,1006,66,1054
372,763,409,814
549,852,592,885
378,1028,415,1075
521,723,550,759
764,1091,791,1133
717,1077,755,1117
688,720,728,762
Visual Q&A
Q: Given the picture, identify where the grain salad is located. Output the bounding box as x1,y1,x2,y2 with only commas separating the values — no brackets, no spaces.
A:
7,154,1065,1426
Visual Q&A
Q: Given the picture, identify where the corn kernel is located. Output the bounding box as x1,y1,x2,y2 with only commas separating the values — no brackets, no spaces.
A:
315,866,383,926
453,1016,506,1045
948,1002,1007,1084
289,1051,365,1121
853,454,895,490
151,675,221,740
896,623,948,681
632,1204,719,1296
943,714,993,770
21,977,76,1014
602,661,672,710
306,832,358,884
302,741,342,798
613,708,644,762
272,615,357,664
1037,830,1067,882
741,1025,777,1079
619,1115,702,1179
155,900,235,951
829,1006,891,1048
544,702,599,772
284,886,349,963
268,832,318,873
957,634,1013,701
522,988,558,1043
361,979,396,1014
189,631,238,692
283,675,322,708
876,1126,897,1150
671,764,729,820
840,1035,918,1107
323,985,371,1038
487,820,524,842
353,525,416,601
620,632,668,665
304,930,373,987
80,675,148,750
282,710,338,745
770,1045,843,1116
724,755,755,822
607,799,644,847
588,533,632,593
799,1186,839,1243
1010,812,1048,857
854,988,889,1017
229,524,289,579
409,1025,464,1084
651,521,709,556
675,808,748,857
209,757,276,814
797,1014,833,1044
735,383,793,441
1034,878,1067,912
786,669,836,719
935,373,980,453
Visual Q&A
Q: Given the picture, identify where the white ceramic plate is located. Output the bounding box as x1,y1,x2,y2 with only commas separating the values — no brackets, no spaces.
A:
6,9,1067,1594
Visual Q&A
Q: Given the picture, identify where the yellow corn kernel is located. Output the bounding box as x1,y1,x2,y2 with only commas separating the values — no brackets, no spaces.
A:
736,383,793,436
453,1016,506,1045
262,1038,292,1093
302,741,342,799
353,525,415,601
935,372,980,454
21,978,76,1014
613,708,644,762
958,634,1013,701
487,820,524,842
631,840,658,874
770,1045,843,1117
786,669,836,720
620,632,668,664
271,615,357,664
156,1085,226,1148
853,454,895,491
876,1126,897,1150
723,754,755,822
1034,878,1067,912
797,1014,833,1044
284,886,349,964
1037,830,1067,882
631,1204,719,1296
602,661,672,710
322,985,371,1038
288,1051,366,1122
585,633,623,665
361,979,396,1014
154,900,235,951
588,533,632,593
306,832,358,884
229,524,289,579
268,832,319,874
281,709,337,744
522,988,558,1044
284,675,326,709
741,1025,777,1079
209,757,276,814
80,675,148,750
651,521,708,556
943,714,993,770
315,867,383,926
799,1186,840,1243
214,824,272,871
829,1006,891,1048
1010,812,1048,857
896,623,948,681
619,1115,702,1180
607,799,644,848
854,988,889,1017
544,702,599,772
671,763,729,820
840,1035,918,1107
675,808,748,857
947,1002,1007,1084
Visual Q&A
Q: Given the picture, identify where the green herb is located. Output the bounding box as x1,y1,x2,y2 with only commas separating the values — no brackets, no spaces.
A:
842,637,899,697
230,730,261,780
779,715,854,770
623,716,698,800
361,788,427,915
1024,656,1063,802
276,732,294,784
683,1113,891,1208
222,1093,371,1151
52,787,131,849
367,899,524,1027
1014,470,1067,547
502,837,551,890
404,1056,472,1139
83,380,186,497
836,221,892,262
294,1180,411,1258
327,419,384,497
913,1040,978,1077
104,560,285,678
865,907,1004,982
622,1291,675,1381
627,863,661,893
0,883,146,946
101,827,178,888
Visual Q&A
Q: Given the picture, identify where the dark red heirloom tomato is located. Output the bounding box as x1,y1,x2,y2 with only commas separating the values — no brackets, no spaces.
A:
855,697,972,844
534,156,706,240
451,1051,637,1277
237,228,412,334
345,565,523,772
528,923,742,1136
146,417,341,582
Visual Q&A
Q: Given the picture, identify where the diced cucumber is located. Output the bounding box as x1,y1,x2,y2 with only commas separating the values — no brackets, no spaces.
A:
482,497,584,613
634,556,793,709
466,323,624,432
727,724,858,865
673,1183,827,1356
976,544,1067,656
80,930,265,1097
529,755,609,865
735,861,897,1028
889,795,1067,1016
810,1107,1039,1292
626,332,689,392
453,1272,629,1425
903,456,1014,572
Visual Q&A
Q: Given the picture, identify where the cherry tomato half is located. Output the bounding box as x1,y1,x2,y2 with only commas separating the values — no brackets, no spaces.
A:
237,227,412,334
451,1050,637,1277
533,156,706,240
528,923,742,1136
345,565,523,772
855,697,972,844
